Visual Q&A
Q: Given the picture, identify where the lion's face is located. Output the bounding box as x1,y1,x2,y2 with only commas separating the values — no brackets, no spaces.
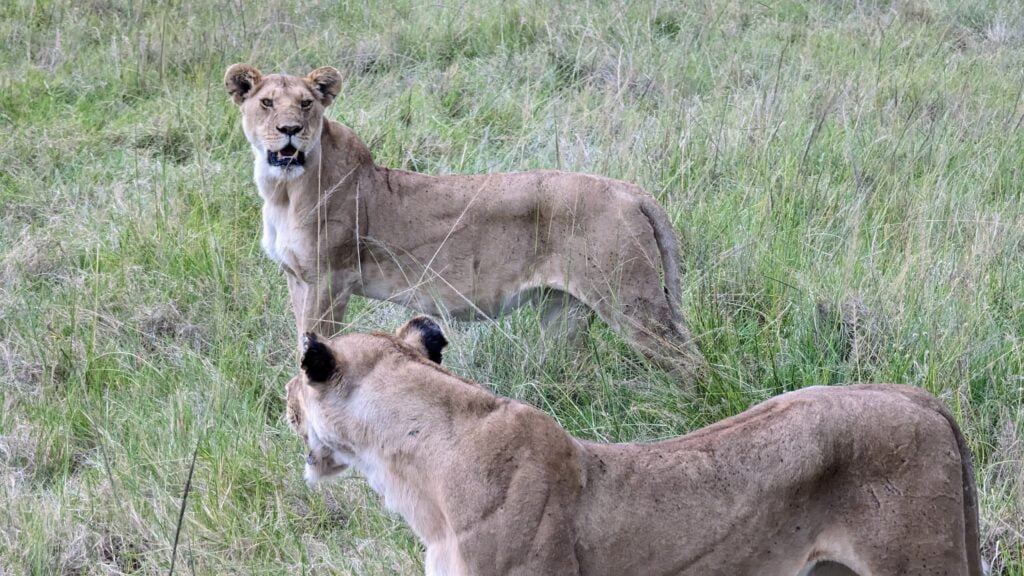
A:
285,317,448,487
224,64,342,181
285,371,351,486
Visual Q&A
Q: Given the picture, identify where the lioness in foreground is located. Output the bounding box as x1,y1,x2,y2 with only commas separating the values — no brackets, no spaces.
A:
286,317,982,576
225,64,706,384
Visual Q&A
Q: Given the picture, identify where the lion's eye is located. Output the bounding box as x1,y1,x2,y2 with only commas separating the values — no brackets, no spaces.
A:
260,98,274,108
300,99,313,109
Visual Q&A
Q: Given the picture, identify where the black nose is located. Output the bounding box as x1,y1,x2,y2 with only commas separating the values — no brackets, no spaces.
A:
277,124,301,136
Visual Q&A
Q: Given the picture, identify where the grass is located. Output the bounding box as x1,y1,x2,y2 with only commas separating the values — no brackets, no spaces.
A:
1,0,1022,573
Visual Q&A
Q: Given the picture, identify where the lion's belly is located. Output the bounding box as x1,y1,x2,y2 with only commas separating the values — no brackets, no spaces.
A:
359,277,534,320
356,252,546,320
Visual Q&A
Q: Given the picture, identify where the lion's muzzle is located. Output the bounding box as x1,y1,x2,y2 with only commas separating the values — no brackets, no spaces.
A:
268,144,305,168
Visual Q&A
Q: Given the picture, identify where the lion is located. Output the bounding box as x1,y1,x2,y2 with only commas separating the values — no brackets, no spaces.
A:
285,317,982,576
224,63,706,384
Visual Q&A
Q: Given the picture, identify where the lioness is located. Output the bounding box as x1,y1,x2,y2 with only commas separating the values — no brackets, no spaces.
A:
225,64,706,383
286,317,982,576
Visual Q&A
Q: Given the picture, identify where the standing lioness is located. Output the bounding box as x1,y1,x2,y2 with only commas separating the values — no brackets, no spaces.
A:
287,318,981,576
225,64,706,383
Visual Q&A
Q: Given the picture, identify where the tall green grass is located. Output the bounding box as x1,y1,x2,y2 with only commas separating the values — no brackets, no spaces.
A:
1,0,1021,573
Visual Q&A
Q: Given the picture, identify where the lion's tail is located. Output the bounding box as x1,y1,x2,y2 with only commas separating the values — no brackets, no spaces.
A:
638,195,683,322
940,401,984,576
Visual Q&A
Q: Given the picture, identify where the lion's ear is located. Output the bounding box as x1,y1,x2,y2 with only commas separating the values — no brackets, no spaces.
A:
301,332,338,384
305,66,342,107
395,316,448,364
224,63,263,106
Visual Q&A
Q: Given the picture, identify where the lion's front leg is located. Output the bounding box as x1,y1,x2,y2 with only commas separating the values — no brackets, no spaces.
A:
424,539,469,576
286,273,352,341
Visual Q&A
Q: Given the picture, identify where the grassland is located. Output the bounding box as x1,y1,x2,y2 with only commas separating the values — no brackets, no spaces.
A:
1,0,1022,573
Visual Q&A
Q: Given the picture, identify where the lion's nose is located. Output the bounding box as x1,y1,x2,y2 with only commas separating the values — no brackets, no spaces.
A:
277,124,301,136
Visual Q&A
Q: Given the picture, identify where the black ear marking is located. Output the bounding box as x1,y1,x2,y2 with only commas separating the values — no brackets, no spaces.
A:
408,317,448,364
301,332,336,383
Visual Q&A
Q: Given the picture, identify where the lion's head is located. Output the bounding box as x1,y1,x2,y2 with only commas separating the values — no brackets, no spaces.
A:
224,63,342,180
285,317,448,486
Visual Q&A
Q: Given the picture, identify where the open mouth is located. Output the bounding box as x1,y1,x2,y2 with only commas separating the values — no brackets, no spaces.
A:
268,144,305,167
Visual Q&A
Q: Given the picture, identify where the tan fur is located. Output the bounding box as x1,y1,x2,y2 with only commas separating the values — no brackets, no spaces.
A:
285,320,982,576
225,64,706,384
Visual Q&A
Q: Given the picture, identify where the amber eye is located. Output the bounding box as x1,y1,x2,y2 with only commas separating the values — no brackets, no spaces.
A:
260,98,274,108
300,99,313,109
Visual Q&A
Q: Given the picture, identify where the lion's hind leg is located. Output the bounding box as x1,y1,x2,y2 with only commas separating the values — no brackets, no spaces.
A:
536,289,593,349
579,292,707,387
564,239,707,387
621,312,707,385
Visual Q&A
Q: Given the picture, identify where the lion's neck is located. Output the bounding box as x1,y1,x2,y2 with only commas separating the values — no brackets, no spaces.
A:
350,376,497,548
353,448,449,543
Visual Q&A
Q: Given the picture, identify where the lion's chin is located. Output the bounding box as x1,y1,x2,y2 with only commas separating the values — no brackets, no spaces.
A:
304,462,350,488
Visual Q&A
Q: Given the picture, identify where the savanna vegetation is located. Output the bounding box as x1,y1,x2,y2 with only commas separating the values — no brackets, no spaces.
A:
1,0,1021,573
